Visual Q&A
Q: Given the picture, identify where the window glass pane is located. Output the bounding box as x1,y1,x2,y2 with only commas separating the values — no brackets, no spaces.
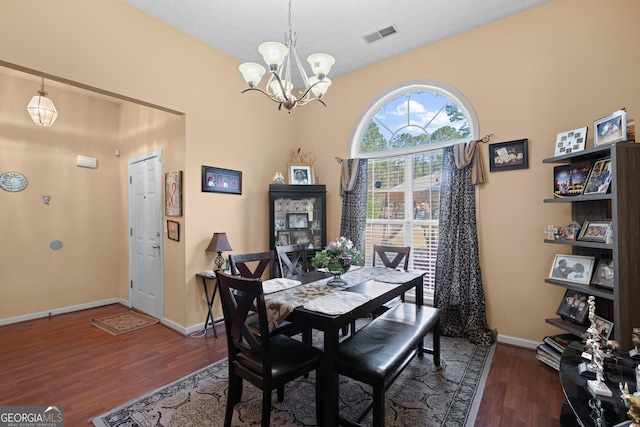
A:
367,157,405,220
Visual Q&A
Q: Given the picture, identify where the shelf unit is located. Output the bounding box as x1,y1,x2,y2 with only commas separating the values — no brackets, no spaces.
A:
543,143,640,349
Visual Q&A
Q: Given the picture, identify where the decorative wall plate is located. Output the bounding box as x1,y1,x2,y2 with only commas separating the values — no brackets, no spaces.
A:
0,171,28,192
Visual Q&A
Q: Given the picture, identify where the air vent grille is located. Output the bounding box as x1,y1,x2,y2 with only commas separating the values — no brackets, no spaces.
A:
364,25,398,44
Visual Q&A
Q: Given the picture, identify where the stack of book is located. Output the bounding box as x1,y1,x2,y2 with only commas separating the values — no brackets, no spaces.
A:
537,333,580,371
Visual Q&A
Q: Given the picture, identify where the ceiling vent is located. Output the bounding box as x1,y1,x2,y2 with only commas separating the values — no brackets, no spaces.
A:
363,25,399,44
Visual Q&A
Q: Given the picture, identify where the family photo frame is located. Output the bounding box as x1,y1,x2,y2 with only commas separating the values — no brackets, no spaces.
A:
591,257,614,288
288,163,314,185
287,212,309,229
202,165,242,195
577,219,612,243
594,109,627,146
556,289,589,324
548,254,595,285
593,315,614,340
554,127,587,157
488,138,529,172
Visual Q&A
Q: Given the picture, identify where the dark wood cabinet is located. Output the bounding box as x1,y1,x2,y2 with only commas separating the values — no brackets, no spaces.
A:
543,143,640,349
268,184,326,257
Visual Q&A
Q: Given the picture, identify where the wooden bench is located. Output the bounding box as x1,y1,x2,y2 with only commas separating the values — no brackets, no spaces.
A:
336,303,441,427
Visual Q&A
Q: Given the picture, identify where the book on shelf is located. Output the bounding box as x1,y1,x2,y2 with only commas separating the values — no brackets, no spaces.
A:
536,353,560,371
537,343,561,363
544,333,580,354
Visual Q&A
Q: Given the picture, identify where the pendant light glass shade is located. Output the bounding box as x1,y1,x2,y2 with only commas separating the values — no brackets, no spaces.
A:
27,78,58,126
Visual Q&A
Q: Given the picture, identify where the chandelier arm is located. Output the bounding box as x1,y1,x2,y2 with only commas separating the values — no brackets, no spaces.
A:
269,70,291,102
297,96,327,108
241,87,285,107
295,78,329,104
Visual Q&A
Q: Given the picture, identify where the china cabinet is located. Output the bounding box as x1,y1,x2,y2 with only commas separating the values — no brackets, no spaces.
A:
269,184,326,261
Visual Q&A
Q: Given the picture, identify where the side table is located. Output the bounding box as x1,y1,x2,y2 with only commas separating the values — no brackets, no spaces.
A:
196,270,221,337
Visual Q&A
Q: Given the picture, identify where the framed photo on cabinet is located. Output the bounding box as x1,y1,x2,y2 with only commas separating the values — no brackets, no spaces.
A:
549,254,595,285
556,289,589,324
594,109,627,146
577,219,612,243
554,127,587,156
553,161,591,198
591,257,614,289
593,315,613,340
288,164,314,185
582,158,612,195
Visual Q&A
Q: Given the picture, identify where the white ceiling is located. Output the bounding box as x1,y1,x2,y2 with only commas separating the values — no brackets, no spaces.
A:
122,0,550,79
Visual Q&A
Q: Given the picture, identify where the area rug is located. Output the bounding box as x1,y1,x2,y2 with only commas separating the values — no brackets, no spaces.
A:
91,311,159,336
91,334,494,427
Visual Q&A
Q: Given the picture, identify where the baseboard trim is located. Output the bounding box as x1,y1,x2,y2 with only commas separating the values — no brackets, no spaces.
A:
0,298,128,326
497,333,540,349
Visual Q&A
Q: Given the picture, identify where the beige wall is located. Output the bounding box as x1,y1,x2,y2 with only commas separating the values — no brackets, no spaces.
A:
1,0,638,343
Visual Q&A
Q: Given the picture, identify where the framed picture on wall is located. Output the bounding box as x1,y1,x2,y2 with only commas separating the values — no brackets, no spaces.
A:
165,171,183,216
167,220,180,241
202,166,242,195
488,139,529,172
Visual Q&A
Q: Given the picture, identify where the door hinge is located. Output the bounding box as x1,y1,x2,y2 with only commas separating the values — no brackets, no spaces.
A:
129,176,132,184
130,280,133,289
130,228,132,237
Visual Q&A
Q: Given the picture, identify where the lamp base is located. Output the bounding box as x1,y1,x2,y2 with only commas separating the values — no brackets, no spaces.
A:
214,252,225,270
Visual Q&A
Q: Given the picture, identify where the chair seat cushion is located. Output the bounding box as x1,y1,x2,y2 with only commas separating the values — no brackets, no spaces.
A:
238,334,323,379
338,304,440,383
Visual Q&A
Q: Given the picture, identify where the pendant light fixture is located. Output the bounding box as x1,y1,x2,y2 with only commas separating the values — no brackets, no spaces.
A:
238,0,335,112
27,77,58,126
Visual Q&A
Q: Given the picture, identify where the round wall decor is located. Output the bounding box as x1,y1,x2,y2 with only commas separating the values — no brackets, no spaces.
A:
0,171,28,192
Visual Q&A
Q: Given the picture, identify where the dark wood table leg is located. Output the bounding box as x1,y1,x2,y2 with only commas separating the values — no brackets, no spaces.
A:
322,326,340,426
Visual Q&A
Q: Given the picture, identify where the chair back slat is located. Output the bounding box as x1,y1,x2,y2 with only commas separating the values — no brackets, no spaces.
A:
275,244,309,277
229,251,275,279
372,244,411,270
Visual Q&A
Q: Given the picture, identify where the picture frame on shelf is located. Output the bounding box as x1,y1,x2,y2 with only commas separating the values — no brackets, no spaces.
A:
577,219,612,243
277,231,290,246
553,161,591,198
593,315,614,340
165,171,183,216
287,212,309,229
582,157,612,195
488,138,529,172
291,230,313,246
556,289,589,324
556,221,582,241
554,127,588,156
202,165,242,195
167,220,180,241
288,163,314,185
594,109,627,146
548,254,596,285
591,257,614,289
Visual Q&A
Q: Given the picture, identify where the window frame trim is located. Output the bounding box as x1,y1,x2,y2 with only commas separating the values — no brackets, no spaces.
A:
349,79,480,158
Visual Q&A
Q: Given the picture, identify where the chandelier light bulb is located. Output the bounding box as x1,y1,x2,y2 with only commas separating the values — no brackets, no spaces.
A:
239,62,266,87
258,42,288,69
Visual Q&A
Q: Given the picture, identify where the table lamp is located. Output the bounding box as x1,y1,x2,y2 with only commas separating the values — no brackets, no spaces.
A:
206,232,232,270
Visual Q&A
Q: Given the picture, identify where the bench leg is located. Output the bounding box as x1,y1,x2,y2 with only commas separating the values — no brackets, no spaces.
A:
433,320,441,366
372,384,385,427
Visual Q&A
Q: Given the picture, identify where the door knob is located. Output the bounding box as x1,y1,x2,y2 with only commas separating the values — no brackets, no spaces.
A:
153,244,160,249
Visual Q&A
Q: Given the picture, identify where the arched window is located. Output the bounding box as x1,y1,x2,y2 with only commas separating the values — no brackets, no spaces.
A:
351,81,478,301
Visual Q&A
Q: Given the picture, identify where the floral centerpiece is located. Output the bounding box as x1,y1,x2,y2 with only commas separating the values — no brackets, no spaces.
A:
311,237,363,280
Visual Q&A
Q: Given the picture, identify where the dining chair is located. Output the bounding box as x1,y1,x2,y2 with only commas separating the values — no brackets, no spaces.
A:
229,251,276,280
275,244,309,277
216,271,324,427
230,250,312,345
347,244,412,335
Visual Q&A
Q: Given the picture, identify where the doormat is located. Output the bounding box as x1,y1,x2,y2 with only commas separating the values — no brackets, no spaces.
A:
91,311,159,336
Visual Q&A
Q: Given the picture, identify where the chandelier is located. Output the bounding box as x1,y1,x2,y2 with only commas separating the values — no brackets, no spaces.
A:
238,0,335,112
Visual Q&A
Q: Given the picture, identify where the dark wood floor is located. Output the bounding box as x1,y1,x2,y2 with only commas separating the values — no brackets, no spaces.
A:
0,304,565,426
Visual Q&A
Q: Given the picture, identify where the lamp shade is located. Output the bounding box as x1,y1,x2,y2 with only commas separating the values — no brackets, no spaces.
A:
206,232,232,253
27,92,58,126
307,53,335,76
308,76,331,97
258,41,288,68
239,62,266,87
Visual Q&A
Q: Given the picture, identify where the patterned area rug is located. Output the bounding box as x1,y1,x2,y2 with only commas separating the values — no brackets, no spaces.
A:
91,332,494,426
91,311,159,336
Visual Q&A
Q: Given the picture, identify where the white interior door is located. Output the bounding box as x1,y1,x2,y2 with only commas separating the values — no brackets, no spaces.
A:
129,150,164,319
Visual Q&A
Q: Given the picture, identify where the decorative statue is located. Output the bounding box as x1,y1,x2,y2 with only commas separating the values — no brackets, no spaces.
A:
272,172,285,184
585,296,612,397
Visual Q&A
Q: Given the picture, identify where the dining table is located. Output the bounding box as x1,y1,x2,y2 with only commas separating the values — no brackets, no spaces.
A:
262,266,426,426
